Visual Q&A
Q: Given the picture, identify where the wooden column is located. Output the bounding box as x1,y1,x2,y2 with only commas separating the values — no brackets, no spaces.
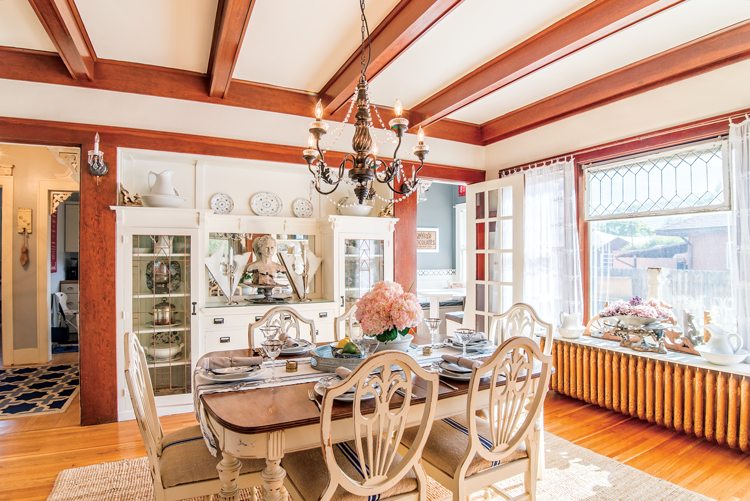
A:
393,188,417,290
79,140,118,425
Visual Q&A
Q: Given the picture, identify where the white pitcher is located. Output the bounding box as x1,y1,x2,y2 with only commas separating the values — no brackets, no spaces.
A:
148,170,177,196
559,312,582,329
151,236,174,255
704,324,743,355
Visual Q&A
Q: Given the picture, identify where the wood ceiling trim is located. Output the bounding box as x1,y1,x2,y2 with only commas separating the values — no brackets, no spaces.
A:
27,0,96,81
411,0,685,128
207,0,257,98
320,0,464,115
481,19,750,145
0,115,486,184
0,47,482,145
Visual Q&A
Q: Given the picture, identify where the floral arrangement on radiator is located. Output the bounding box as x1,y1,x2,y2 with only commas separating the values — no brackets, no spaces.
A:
356,281,424,343
600,296,671,319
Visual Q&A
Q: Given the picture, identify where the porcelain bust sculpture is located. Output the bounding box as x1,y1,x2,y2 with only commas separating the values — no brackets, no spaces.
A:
246,235,285,285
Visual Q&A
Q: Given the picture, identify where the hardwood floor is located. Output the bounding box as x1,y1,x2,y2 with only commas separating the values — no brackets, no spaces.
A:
545,391,750,501
1,390,748,501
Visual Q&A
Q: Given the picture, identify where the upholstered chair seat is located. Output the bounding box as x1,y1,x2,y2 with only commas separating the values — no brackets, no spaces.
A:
400,415,527,479
282,440,418,501
160,425,266,489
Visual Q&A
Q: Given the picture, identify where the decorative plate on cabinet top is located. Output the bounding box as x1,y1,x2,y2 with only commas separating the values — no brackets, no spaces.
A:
250,192,283,216
335,197,349,215
292,198,313,218
210,193,234,214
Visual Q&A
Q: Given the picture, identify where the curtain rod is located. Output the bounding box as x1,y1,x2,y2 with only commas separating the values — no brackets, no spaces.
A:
499,154,573,178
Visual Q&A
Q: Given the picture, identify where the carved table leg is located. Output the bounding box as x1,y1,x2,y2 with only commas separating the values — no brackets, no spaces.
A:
261,430,287,501
217,452,243,501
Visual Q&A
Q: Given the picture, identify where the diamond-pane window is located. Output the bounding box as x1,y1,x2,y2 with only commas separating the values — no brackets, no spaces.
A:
585,141,729,220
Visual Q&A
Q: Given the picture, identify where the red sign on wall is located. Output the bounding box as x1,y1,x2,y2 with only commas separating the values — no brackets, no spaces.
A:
50,211,58,273
458,185,466,197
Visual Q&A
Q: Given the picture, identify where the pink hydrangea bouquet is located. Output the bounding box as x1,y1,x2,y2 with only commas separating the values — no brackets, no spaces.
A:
599,296,670,319
355,281,424,343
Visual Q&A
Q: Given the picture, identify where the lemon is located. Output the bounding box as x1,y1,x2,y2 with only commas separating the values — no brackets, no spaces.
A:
336,337,351,349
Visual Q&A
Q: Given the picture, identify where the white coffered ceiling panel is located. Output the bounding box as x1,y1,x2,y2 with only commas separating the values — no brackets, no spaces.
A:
0,0,57,52
233,0,400,92
449,0,750,124
75,0,218,73
366,0,593,109
485,58,750,171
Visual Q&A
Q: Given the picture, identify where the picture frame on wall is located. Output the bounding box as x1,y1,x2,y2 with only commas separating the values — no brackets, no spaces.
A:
417,227,439,253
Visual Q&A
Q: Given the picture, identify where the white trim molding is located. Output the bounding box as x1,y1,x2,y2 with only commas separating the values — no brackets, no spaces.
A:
37,178,79,364
0,176,14,365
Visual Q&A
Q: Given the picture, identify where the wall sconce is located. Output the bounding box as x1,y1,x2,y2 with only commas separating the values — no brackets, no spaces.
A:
87,132,108,185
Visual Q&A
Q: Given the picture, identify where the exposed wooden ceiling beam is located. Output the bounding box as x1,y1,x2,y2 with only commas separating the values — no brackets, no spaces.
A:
207,0,256,98
320,0,464,115
0,116,486,184
27,0,95,81
481,19,750,145
0,47,482,145
410,0,684,129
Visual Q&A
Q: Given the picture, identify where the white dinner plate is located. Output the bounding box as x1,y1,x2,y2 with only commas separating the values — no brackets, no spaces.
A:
200,366,266,382
281,338,314,355
444,338,492,352
314,375,377,402
250,192,283,216
146,320,183,328
292,198,313,218
433,360,474,381
210,193,234,214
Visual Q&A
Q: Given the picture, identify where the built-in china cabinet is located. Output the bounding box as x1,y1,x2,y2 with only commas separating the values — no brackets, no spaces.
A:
113,206,396,420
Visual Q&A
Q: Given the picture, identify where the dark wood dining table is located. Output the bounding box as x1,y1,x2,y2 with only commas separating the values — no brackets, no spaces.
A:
197,342,540,501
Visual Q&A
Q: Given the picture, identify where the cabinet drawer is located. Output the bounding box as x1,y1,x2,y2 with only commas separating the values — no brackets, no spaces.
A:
61,283,79,294
64,293,79,310
205,328,248,353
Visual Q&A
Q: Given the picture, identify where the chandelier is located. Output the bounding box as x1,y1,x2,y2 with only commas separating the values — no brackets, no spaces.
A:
302,0,430,206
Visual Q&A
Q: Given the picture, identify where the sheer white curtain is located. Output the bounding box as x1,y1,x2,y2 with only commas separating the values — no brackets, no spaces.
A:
729,119,750,351
523,158,583,326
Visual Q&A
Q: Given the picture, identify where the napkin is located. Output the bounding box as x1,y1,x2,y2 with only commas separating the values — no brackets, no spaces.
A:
441,354,482,370
202,356,263,371
335,367,352,379
452,332,487,343
284,337,299,347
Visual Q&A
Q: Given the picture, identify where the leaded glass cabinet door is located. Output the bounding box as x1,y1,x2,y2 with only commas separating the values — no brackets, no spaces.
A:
131,235,192,396
466,175,524,334
343,238,385,310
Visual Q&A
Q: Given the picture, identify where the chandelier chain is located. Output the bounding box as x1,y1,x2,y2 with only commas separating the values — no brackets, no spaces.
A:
360,0,371,82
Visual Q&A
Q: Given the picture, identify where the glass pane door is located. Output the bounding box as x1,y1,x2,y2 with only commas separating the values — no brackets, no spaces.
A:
343,238,384,310
132,235,192,396
466,175,524,334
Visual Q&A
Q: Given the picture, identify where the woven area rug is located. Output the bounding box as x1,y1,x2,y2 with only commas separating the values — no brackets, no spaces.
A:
0,364,79,419
47,432,714,501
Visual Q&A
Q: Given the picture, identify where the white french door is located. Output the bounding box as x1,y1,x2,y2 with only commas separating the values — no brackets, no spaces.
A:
465,175,524,334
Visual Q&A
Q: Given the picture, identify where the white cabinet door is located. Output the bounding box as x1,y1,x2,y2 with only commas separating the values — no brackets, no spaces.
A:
465,175,524,334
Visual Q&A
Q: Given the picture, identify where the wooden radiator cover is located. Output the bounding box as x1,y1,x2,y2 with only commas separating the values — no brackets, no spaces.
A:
551,338,750,451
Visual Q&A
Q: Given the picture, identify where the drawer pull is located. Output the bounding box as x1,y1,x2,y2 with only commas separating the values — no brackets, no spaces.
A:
340,296,344,307
192,302,197,315
284,314,291,320
319,312,328,318
219,337,230,343
255,315,263,321
213,318,225,324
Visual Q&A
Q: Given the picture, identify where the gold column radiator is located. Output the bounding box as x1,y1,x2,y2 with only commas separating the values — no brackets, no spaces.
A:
551,340,750,451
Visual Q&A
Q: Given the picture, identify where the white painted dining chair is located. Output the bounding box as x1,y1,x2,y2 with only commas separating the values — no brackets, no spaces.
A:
123,332,266,501
247,305,316,349
399,336,553,501
332,304,357,341
282,350,440,501
54,292,79,331
489,303,554,480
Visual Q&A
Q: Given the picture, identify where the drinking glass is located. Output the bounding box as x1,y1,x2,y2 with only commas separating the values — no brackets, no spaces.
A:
259,325,280,340
354,337,380,358
261,339,284,383
424,318,442,348
454,328,476,358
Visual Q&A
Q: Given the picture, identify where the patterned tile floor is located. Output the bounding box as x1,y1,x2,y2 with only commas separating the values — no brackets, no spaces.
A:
0,364,79,418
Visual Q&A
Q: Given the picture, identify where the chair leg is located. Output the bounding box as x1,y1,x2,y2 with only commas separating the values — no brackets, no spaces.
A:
537,411,545,481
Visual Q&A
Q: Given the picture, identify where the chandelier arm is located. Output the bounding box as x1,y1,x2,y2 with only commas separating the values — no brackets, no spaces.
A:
392,134,403,162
